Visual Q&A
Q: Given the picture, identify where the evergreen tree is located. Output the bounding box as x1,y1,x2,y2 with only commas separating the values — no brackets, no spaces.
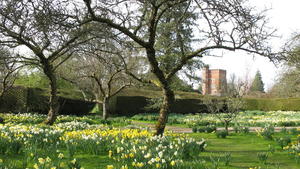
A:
250,71,264,92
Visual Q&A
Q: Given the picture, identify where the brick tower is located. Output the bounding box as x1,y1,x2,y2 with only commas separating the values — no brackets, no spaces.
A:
202,66,227,96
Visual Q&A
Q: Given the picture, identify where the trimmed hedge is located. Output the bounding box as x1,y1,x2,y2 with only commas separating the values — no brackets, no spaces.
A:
0,87,96,115
114,96,150,115
243,98,300,111
3,87,300,115
58,97,95,115
0,86,27,113
113,96,209,115
112,96,300,115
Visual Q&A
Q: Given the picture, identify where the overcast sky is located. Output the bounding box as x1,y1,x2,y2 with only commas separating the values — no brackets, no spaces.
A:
201,0,300,91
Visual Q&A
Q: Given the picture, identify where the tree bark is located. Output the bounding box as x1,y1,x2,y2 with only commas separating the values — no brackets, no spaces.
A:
144,48,176,136
155,86,175,136
102,97,109,120
43,62,59,125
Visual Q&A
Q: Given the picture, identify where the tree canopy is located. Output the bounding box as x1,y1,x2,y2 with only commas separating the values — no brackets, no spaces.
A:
250,71,264,93
82,0,275,135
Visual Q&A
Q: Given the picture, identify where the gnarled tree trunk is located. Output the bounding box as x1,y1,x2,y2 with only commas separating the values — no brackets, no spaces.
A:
155,86,175,136
43,62,59,125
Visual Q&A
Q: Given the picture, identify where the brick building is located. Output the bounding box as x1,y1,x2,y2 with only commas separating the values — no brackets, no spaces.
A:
202,66,227,96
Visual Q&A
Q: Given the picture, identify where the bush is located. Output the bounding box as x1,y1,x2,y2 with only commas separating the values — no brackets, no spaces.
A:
205,125,217,133
278,121,296,127
276,136,291,149
289,128,299,135
234,125,250,134
259,125,274,140
216,130,228,138
198,127,207,133
192,125,216,133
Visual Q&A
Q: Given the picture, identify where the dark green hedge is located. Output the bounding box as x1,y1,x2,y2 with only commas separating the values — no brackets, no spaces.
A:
114,96,150,115
3,87,300,115
112,96,300,115
0,87,95,115
58,97,95,115
243,98,300,111
0,86,27,113
113,96,209,115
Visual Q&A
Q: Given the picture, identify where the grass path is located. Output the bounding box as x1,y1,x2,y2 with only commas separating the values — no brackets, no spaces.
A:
190,133,300,169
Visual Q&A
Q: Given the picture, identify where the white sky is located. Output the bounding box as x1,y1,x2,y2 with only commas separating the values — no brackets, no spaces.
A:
201,0,300,91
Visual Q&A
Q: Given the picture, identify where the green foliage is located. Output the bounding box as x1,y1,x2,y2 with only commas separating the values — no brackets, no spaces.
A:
259,125,275,140
223,152,232,166
0,87,95,115
276,136,291,149
216,130,228,138
15,72,77,90
169,75,194,92
250,71,265,92
243,98,300,111
155,1,198,74
234,125,250,134
0,86,27,113
192,125,217,133
270,69,300,97
116,96,209,115
257,152,269,164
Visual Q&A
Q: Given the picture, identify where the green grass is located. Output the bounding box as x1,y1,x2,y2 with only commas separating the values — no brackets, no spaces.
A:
0,153,113,169
1,131,299,168
187,132,299,169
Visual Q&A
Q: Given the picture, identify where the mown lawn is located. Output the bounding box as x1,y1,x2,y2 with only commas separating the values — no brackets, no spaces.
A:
189,132,299,169
0,132,298,168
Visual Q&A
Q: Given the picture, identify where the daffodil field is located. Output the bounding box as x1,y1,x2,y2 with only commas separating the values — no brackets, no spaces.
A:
2,112,300,169
132,111,300,127
0,113,206,169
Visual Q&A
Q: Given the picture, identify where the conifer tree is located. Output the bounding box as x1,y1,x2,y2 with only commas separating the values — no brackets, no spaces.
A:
250,71,265,92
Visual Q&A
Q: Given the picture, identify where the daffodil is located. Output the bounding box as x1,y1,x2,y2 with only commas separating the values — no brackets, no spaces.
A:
38,158,45,164
107,165,114,169
170,160,176,166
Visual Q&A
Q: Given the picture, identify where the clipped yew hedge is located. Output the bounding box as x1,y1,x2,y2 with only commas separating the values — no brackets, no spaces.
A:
0,86,27,113
0,87,95,115
112,96,208,115
243,98,300,111
112,96,300,115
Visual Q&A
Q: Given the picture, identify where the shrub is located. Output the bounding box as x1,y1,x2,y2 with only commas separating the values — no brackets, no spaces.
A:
205,125,217,133
278,121,296,127
241,127,250,134
198,127,207,133
289,128,299,135
234,125,250,134
192,127,198,133
260,125,274,140
276,136,291,149
216,130,228,138
280,127,287,133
